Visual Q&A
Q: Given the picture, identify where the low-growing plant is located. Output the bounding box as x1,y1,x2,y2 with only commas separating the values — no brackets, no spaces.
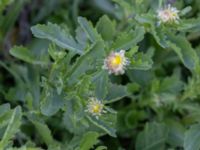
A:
1,0,200,150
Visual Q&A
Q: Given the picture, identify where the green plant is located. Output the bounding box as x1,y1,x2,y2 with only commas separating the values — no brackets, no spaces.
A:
1,0,200,149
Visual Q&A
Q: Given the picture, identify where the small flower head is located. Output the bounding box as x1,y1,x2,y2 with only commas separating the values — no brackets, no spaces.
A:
85,98,105,118
103,50,129,75
157,5,179,24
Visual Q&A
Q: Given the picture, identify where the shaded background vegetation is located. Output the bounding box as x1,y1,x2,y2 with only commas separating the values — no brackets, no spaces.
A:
1,0,200,150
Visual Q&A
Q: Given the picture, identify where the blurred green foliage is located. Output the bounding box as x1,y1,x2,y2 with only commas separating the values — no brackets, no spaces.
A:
1,0,200,150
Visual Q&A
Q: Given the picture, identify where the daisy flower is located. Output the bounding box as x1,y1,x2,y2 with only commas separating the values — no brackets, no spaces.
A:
103,50,129,75
85,97,106,119
157,4,180,24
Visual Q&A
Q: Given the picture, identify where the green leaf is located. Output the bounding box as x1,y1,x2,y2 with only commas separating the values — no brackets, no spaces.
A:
180,6,192,16
111,26,145,51
129,49,153,70
184,124,200,150
93,70,109,100
0,103,10,117
135,122,168,150
78,17,101,43
31,22,83,54
124,110,145,128
41,89,64,116
87,116,116,137
67,41,105,85
96,15,115,41
48,43,66,61
150,26,167,48
178,18,200,32
76,75,92,97
112,0,132,17
166,120,185,147
0,104,11,129
159,74,184,94
166,34,199,70
63,98,88,134
135,14,167,48
75,26,88,49
0,106,22,149
31,120,54,146
0,0,24,37
7,146,43,150
79,131,99,150
95,146,107,150
0,107,12,129
10,46,46,65
105,83,129,103
127,70,153,86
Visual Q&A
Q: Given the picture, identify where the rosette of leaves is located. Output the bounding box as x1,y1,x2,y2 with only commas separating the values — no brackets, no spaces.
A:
6,12,153,149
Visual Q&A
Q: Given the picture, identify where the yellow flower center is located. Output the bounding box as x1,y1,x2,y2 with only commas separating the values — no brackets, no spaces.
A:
171,12,177,17
92,104,101,113
111,55,122,66
164,10,177,19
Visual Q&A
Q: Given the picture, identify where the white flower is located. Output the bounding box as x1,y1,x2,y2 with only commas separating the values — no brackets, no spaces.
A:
102,50,129,75
157,5,179,24
85,98,105,118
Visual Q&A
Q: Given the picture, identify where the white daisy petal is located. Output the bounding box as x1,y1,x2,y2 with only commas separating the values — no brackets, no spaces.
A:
85,97,105,118
157,5,180,24
103,50,129,75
